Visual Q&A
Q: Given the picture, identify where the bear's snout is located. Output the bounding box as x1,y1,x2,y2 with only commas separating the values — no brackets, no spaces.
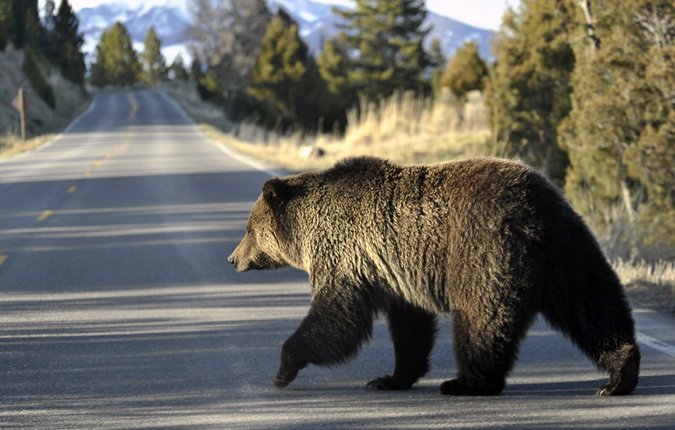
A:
228,252,246,272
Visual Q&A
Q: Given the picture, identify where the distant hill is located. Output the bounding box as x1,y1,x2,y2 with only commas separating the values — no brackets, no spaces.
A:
76,1,495,64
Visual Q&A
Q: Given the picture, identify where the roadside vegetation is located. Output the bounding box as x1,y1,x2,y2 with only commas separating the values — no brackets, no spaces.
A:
0,0,88,154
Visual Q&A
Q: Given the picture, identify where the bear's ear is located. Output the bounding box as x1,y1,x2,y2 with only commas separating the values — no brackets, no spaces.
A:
262,178,295,211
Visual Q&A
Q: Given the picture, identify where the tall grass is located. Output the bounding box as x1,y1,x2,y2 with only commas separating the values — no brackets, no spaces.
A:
614,259,675,288
340,90,487,147
209,89,490,171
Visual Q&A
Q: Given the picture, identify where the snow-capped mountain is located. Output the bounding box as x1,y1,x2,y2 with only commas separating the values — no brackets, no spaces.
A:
76,0,494,64
77,2,191,63
268,0,494,60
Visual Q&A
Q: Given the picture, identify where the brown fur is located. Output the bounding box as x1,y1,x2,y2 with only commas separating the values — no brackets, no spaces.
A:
229,156,640,396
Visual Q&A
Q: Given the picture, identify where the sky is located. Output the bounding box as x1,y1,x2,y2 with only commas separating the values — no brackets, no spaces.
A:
56,0,520,30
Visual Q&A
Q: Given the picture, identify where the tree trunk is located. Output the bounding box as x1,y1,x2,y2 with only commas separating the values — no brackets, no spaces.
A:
577,0,601,53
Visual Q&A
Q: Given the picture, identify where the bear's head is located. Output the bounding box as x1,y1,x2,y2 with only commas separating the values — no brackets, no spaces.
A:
228,177,301,272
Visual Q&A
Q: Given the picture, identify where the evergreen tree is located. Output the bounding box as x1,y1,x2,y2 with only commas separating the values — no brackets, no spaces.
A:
248,10,328,131
52,0,85,83
441,41,487,100
168,54,189,81
484,0,575,183
140,26,167,85
89,22,140,87
560,0,674,246
317,37,352,127
334,0,431,101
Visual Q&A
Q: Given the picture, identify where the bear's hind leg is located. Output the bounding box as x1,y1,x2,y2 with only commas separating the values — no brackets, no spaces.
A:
596,343,640,396
367,300,437,390
541,269,641,396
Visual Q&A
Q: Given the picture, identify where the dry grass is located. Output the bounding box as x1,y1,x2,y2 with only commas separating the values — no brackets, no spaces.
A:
0,132,54,160
614,259,675,312
614,259,675,289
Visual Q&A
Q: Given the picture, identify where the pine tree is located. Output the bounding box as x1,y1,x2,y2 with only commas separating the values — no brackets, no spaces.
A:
248,10,328,131
334,0,431,101
560,0,675,247
140,26,167,85
317,36,352,128
52,0,85,84
89,22,140,87
484,0,576,183
168,54,189,81
441,41,487,100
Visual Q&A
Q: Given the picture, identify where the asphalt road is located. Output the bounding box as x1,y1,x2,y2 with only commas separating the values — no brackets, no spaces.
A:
1,89,674,429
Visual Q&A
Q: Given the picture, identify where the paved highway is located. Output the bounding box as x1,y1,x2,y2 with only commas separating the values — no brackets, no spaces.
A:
1,89,674,429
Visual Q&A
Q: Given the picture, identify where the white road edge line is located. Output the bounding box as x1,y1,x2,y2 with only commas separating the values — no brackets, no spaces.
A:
62,97,98,134
155,89,284,178
637,332,675,357
36,98,98,152
0,97,97,164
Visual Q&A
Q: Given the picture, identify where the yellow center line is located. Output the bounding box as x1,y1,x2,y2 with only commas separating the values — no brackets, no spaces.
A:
0,255,7,266
84,170,91,177
127,92,138,122
37,210,54,221
95,160,102,167
68,185,77,193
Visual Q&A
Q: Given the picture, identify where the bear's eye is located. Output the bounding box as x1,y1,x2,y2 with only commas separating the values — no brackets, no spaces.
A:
246,226,253,234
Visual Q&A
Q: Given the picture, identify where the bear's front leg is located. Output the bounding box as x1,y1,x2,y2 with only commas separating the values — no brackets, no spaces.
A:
274,283,374,389
274,338,308,388
367,300,437,390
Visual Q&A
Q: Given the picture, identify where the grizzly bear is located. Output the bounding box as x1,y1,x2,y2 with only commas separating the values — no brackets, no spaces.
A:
228,157,640,396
